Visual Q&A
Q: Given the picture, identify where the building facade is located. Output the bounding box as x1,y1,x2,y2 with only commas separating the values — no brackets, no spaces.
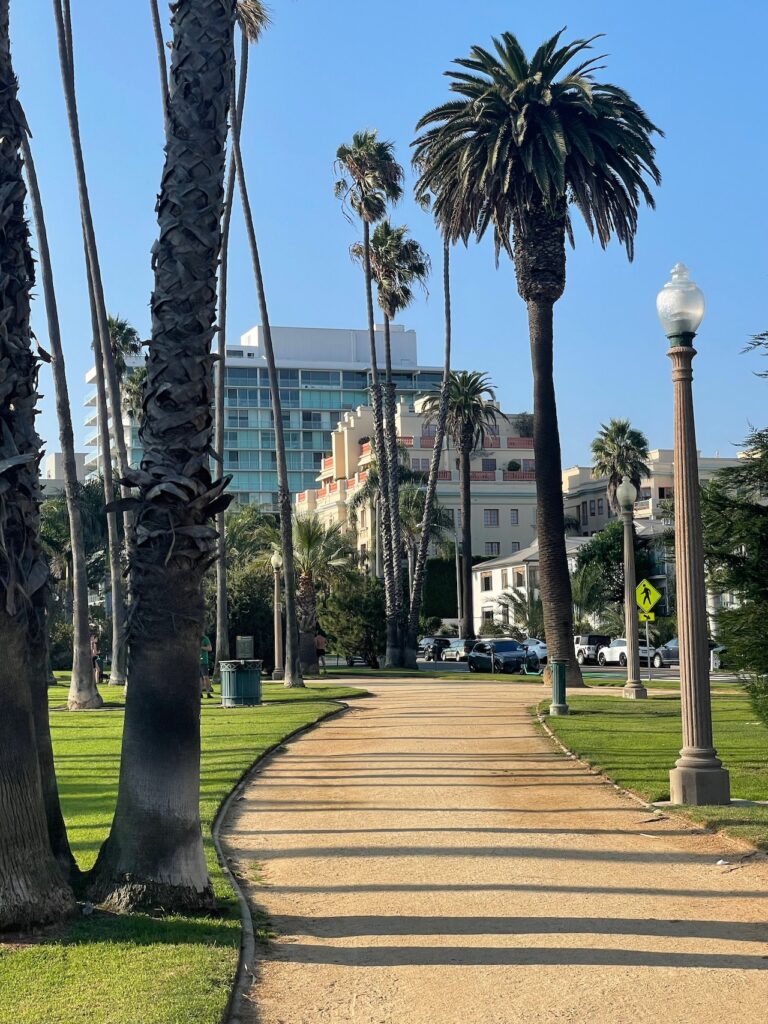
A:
297,396,538,564
41,451,86,498
85,324,444,508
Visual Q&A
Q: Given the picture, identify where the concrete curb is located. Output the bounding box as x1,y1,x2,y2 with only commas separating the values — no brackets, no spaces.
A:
211,700,354,1024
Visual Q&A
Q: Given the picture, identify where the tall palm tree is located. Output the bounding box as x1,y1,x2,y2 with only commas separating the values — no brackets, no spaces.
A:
421,371,504,637
414,29,661,686
256,513,356,675
122,365,147,421
352,220,430,657
0,1,76,927
335,130,403,665
398,483,452,600
20,131,99,710
89,0,235,912
212,1,270,678
53,0,129,686
347,444,419,577
108,315,142,381
591,418,651,515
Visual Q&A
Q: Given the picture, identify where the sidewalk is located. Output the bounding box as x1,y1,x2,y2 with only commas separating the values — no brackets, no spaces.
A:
222,680,768,1024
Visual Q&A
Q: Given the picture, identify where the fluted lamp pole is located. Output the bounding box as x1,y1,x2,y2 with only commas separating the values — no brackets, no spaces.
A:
657,263,729,805
618,477,646,700
271,550,284,681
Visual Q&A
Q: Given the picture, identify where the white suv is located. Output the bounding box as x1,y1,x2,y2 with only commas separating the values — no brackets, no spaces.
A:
597,638,654,666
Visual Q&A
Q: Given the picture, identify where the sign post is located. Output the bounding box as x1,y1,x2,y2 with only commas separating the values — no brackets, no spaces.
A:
636,582,661,685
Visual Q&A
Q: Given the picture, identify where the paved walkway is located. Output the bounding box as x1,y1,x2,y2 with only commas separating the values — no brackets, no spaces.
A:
222,681,768,1024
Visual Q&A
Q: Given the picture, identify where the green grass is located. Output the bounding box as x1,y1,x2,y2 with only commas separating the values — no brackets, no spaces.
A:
584,675,739,690
540,693,768,849
1,679,366,1024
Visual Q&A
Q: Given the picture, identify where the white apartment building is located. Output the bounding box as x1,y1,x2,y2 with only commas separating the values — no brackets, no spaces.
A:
41,451,86,498
84,324,444,507
297,396,537,563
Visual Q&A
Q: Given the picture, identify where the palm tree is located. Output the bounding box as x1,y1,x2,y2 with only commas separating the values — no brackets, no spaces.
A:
352,220,430,655
256,513,356,675
421,371,504,637
108,315,142,380
122,365,147,421
571,562,606,631
335,130,403,665
347,444,419,576
88,0,235,912
0,0,76,926
53,0,129,687
20,131,98,710
591,418,651,515
497,590,545,640
414,29,661,687
398,483,452,600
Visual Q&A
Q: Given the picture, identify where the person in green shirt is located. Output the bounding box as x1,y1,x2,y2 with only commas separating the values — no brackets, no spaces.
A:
200,635,213,698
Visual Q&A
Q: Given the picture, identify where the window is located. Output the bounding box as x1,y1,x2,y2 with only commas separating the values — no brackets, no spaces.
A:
482,609,495,622
302,411,322,427
481,572,493,592
481,458,497,472
360,543,367,558
522,459,535,472
227,410,248,428
510,541,521,553
659,486,673,499
411,457,430,472
597,498,604,515
444,508,455,526
510,508,519,525
359,509,367,529
302,370,340,386
485,542,501,556
500,570,508,589
483,509,499,528
581,500,588,522
589,499,596,516
513,568,525,588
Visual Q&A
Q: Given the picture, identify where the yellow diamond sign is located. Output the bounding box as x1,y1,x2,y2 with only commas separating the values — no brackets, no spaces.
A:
636,579,662,612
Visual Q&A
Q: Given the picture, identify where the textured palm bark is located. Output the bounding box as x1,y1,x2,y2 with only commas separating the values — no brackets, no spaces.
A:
459,440,474,638
230,40,302,687
382,315,404,665
0,11,76,924
514,205,583,688
20,133,98,709
407,241,452,663
296,573,319,676
88,0,235,911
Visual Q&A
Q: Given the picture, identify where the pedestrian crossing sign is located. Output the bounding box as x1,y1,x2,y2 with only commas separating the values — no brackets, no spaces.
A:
638,611,656,622
636,579,662,612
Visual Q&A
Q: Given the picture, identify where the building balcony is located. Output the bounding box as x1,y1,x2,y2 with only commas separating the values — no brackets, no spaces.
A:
359,441,371,457
398,435,414,448
507,437,534,449
483,435,500,448
322,456,334,470
420,436,435,448
437,470,452,481
470,471,496,481
503,471,536,481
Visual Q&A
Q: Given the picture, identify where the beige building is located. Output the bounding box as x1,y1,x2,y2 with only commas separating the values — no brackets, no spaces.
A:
296,397,538,563
41,451,86,498
563,448,743,535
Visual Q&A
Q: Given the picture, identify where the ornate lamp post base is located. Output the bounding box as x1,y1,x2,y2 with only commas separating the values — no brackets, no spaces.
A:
670,760,730,806
622,682,648,700
271,668,284,681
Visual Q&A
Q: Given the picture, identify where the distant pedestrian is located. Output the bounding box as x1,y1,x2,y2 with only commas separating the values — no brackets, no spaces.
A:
315,631,327,674
200,635,213,697
90,632,103,685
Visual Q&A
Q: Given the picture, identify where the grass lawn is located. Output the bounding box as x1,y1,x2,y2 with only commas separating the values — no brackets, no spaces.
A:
540,693,768,849
0,677,366,1024
584,674,739,691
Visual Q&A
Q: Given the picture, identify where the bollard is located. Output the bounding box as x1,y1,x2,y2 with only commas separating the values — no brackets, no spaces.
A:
549,659,569,717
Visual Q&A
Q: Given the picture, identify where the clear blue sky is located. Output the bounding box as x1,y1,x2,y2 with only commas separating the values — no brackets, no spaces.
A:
13,1,768,467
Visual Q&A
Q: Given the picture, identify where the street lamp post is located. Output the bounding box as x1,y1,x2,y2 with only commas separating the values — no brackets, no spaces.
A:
270,550,284,681
656,263,730,805
617,477,646,700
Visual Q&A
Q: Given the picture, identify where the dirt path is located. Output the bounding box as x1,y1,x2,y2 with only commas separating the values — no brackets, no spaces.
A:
222,681,768,1024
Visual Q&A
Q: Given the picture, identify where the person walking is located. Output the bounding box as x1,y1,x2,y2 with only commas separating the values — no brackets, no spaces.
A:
200,634,213,698
315,631,327,674
90,631,103,685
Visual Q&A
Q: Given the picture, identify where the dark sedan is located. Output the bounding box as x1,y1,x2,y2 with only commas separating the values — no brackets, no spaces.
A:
653,637,726,669
468,639,539,674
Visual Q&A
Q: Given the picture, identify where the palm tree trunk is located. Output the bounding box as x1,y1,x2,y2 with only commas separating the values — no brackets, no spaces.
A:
0,7,76,924
459,441,474,638
382,314,404,665
149,0,170,134
527,298,584,687
407,545,415,602
20,133,100,709
406,239,452,663
296,573,319,676
230,36,303,687
88,0,235,912
214,49,248,676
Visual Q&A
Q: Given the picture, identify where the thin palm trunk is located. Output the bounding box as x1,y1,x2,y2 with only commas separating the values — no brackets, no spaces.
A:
459,440,474,637
149,0,170,134
88,0,234,911
407,240,451,661
296,573,319,676
528,298,584,687
406,544,415,602
0,5,76,924
231,37,302,686
382,313,403,662
21,133,99,709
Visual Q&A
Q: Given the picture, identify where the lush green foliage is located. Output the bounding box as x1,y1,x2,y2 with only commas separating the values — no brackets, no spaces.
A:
322,575,386,667
478,619,506,637
575,519,655,605
590,417,650,514
496,590,544,640
542,694,768,849
352,220,430,321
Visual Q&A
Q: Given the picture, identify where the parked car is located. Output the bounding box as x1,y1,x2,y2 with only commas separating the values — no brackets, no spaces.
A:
574,634,611,665
653,637,727,669
423,637,452,661
521,637,547,663
597,637,654,666
468,639,540,674
442,638,476,662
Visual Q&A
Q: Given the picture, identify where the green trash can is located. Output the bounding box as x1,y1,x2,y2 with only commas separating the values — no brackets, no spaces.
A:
549,659,569,717
220,660,262,708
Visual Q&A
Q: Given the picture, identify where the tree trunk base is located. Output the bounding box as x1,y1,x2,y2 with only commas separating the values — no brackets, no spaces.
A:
87,873,215,914
67,694,105,710
542,658,586,688
402,644,418,670
0,882,76,932
384,644,404,669
283,677,306,689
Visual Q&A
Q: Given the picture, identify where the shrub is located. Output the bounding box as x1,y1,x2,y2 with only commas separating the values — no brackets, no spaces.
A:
479,620,506,637
50,620,74,670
